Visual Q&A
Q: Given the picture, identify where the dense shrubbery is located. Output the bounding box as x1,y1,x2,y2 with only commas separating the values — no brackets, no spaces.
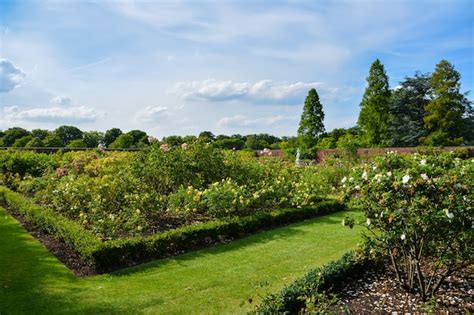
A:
342,151,473,300
2,144,346,239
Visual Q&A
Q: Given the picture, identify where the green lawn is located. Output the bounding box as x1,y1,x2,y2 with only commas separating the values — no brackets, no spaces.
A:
0,207,362,314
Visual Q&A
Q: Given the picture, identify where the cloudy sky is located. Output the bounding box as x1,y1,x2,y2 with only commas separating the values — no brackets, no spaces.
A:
0,0,472,137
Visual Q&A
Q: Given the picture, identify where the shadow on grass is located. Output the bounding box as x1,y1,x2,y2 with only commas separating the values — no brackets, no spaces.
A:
0,208,358,314
0,208,132,314
112,211,350,278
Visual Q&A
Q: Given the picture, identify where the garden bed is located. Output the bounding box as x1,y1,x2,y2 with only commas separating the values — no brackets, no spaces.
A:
256,254,473,313
1,186,345,274
337,263,473,313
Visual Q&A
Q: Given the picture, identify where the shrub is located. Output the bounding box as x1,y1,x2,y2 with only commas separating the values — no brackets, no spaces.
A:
342,152,473,300
256,251,376,313
0,151,60,188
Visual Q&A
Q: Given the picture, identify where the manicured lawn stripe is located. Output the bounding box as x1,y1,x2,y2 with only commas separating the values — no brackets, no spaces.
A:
0,207,362,314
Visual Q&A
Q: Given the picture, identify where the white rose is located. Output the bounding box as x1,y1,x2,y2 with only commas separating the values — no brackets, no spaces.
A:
402,175,410,184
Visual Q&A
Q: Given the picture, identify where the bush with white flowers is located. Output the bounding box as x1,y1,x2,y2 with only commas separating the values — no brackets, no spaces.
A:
343,152,473,300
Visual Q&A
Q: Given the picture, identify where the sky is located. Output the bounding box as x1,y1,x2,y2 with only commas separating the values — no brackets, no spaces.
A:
0,0,473,137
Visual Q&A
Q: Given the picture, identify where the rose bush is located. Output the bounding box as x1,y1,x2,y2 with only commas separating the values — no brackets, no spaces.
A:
4,144,348,239
343,152,473,300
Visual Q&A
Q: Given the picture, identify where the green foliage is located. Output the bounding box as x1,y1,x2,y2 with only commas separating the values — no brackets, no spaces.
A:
256,251,375,313
66,139,88,148
103,128,123,146
1,144,349,240
298,88,325,151
336,133,364,160
1,127,30,146
126,130,148,145
31,128,49,140
0,151,59,187
198,131,215,142
54,125,83,145
342,152,473,300
42,134,64,147
12,135,33,147
83,131,104,148
213,137,245,150
163,135,183,146
422,60,469,146
109,133,134,148
389,73,430,146
25,137,44,148
358,59,391,146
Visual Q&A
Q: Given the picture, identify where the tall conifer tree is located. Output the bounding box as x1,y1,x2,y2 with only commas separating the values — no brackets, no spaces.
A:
422,60,468,146
358,59,391,146
298,88,325,150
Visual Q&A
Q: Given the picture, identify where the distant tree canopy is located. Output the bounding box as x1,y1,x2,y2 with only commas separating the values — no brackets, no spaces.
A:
103,128,123,146
109,134,134,149
55,125,83,146
2,127,30,146
1,60,471,152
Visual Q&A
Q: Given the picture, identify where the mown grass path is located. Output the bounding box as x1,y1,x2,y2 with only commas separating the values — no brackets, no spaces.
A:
0,207,362,314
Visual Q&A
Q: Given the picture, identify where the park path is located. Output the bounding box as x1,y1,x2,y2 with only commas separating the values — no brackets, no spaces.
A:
0,207,362,314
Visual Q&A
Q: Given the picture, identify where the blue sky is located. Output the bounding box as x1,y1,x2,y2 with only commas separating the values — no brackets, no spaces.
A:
0,0,473,137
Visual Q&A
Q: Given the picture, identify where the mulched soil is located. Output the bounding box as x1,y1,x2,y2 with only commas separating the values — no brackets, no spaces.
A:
335,264,473,313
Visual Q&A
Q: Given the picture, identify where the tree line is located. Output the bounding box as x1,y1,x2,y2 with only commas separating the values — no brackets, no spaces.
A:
0,126,285,151
296,59,473,157
1,59,472,154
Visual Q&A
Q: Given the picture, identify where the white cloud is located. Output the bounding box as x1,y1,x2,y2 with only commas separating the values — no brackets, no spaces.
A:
173,79,327,104
0,59,26,93
50,95,73,106
135,106,168,123
4,105,99,123
218,115,287,128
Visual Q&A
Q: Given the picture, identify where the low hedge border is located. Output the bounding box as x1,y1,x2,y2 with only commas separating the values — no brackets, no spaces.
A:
0,186,101,262
0,186,345,273
255,251,378,314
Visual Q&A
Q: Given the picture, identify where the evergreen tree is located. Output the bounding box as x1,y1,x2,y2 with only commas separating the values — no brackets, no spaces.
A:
358,59,391,146
422,60,468,146
297,88,325,150
388,73,430,146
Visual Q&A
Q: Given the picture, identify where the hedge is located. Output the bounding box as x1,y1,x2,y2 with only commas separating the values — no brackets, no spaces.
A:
255,251,377,313
0,186,345,273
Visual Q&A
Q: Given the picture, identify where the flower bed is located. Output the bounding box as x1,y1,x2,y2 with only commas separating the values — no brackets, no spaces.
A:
1,145,347,240
0,186,344,273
